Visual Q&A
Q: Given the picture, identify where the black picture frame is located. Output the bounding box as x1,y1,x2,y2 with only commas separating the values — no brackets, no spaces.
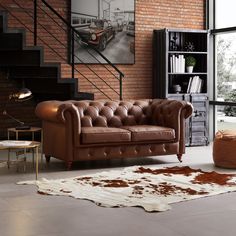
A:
70,0,135,65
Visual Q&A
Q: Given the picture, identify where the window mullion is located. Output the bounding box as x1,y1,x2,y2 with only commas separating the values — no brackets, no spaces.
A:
211,26,236,35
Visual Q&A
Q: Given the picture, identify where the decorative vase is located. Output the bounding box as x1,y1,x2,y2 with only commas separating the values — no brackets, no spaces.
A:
186,66,194,73
173,84,181,93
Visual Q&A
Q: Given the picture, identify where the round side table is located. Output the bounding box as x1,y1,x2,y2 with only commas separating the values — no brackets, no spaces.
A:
7,127,43,165
0,140,41,180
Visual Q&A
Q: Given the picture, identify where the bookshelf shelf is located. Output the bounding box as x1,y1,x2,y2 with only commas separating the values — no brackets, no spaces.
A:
169,51,208,54
153,28,209,146
168,92,208,95
168,72,207,75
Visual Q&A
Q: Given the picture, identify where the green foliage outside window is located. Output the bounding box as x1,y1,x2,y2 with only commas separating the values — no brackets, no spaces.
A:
217,37,236,98
224,89,236,116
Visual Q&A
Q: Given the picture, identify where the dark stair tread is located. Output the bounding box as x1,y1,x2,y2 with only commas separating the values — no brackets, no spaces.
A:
0,50,41,66
76,92,94,100
9,66,59,78
33,93,74,102
0,32,23,50
0,11,8,33
0,10,94,102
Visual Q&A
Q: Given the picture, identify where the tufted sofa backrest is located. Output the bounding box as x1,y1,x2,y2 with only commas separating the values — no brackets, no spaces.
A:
70,100,153,128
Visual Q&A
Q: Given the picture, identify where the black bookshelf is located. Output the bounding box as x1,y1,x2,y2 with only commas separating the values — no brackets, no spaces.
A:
152,28,209,146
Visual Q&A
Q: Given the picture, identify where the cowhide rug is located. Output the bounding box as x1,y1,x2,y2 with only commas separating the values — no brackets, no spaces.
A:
18,166,236,212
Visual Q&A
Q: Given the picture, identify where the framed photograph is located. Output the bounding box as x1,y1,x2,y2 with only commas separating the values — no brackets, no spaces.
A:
71,0,135,64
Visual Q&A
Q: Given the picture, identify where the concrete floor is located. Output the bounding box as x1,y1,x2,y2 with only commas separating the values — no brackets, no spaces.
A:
1,144,236,236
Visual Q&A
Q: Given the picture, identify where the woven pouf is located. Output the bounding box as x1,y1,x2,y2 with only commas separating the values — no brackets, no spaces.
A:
213,130,236,168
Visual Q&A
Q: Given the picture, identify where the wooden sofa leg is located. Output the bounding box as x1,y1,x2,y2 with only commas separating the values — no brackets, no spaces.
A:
66,161,73,171
45,155,51,163
177,154,183,163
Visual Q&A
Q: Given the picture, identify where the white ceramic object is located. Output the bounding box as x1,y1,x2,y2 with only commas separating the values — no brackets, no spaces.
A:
186,66,194,73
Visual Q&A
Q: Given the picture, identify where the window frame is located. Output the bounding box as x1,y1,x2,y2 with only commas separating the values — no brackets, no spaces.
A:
208,0,236,135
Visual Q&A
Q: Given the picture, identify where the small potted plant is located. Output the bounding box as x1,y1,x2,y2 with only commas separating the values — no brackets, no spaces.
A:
185,56,196,73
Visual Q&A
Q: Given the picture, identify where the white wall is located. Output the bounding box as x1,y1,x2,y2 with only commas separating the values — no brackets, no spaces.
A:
111,0,134,12
71,0,99,17
72,0,134,20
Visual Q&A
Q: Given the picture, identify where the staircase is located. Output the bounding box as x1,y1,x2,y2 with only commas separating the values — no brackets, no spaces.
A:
0,10,94,102
0,0,124,139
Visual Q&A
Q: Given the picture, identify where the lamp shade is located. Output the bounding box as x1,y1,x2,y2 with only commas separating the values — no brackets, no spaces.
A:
9,88,33,102
3,87,33,130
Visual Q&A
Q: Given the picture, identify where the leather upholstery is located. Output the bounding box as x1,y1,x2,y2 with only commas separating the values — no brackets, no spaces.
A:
75,142,179,161
75,100,153,128
81,127,131,144
35,99,193,165
213,130,236,168
123,125,175,142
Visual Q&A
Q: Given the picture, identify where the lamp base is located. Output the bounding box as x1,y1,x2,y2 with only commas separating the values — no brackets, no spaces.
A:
15,125,31,130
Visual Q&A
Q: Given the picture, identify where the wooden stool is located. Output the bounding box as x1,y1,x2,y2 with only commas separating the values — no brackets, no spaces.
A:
213,130,236,168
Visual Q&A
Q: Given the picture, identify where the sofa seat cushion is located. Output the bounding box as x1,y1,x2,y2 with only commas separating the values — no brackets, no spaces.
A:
81,127,131,144
122,125,175,142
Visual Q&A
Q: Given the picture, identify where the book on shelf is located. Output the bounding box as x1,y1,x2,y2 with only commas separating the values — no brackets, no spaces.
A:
187,77,193,93
187,76,203,93
170,55,185,73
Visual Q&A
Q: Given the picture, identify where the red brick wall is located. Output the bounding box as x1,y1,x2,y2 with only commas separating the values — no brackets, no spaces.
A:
0,0,206,100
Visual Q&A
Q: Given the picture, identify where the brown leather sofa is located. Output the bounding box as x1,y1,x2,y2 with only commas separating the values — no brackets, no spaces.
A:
35,99,193,169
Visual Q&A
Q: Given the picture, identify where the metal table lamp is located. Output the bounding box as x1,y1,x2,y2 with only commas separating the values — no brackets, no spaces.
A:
3,88,33,130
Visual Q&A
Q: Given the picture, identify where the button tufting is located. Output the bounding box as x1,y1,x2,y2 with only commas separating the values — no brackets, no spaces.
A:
120,148,124,155
163,144,167,153
150,146,155,152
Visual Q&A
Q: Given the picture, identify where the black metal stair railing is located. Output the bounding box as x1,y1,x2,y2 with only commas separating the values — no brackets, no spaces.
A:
13,0,119,100
36,2,121,98
38,0,123,79
0,9,95,99
35,0,124,100
1,0,124,100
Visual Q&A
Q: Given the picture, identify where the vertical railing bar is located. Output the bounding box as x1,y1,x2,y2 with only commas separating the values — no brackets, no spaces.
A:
71,30,75,79
120,74,123,100
34,0,37,46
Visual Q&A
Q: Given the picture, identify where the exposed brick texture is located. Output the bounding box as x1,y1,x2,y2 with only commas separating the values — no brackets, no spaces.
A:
0,0,205,100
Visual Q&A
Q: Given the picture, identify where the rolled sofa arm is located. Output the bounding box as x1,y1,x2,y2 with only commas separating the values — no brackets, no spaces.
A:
35,100,82,162
151,99,193,142
152,99,193,124
35,100,82,138
35,100,80,124
35,100,81,159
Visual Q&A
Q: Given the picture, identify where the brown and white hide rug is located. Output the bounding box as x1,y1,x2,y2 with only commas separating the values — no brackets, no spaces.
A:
18,166,236,212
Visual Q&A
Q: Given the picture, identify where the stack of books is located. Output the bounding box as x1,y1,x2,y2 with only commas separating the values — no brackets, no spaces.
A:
170,55,185,73
187,76,203,93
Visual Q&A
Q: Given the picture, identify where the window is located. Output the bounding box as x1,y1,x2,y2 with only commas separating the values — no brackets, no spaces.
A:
216,34,236,102
216,105,236,131
209,0,236,133
215,0,236,28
